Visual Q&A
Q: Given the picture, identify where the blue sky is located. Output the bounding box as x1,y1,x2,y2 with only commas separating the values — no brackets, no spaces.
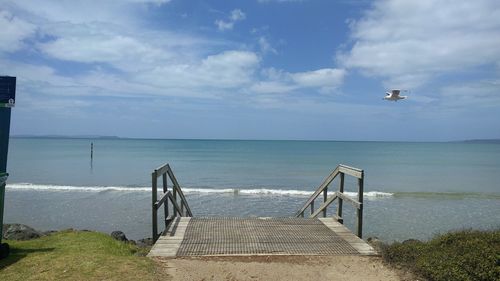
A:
1,0,500,141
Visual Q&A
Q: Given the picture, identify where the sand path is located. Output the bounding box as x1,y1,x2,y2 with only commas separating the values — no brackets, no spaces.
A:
153,255,413,281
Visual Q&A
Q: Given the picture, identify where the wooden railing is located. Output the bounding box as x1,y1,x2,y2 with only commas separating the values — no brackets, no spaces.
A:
152,163,192,242
296,164,364,238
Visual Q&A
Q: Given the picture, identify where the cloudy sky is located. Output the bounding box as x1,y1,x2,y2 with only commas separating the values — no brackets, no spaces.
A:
1,0,500,141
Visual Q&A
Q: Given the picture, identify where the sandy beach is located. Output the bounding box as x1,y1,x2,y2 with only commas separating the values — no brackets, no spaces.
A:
153,255,415,281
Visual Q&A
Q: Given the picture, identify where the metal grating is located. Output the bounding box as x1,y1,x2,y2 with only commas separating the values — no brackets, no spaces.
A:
177,217,359,256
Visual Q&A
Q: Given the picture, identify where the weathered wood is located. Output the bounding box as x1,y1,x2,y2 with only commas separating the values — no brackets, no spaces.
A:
154,163,170,177
155,191,172,212
332,214,343,224
162,173,169,228
318,218,377,256
167,191,183,215
337,172,344,224
335,191,361,209
310,194,338,218
357,176,364,238
338,165,363,179
173,178,178,216
296,164,364,239
323,188,328,217
296,166,340,216
166,168,192,216
152,164,193,242
152,171,158,242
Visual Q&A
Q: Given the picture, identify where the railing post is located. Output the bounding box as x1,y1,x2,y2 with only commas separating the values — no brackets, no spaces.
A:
162,173,170,228
152,171,158,242
310,200,314,216
323,187,328,217
337,172,344,224
356,173,364,238
172,182,178,217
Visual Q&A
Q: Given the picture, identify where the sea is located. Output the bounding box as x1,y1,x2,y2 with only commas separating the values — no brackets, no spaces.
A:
3,137,500,241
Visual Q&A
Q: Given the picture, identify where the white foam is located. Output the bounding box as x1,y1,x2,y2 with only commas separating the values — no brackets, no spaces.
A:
344,191,394,197
6,183,393,197
238,189,313,196
6,183,150,192
183,188,237,194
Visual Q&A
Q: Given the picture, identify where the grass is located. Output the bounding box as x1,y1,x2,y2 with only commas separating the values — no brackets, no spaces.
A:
0,230,157,281
382,229,500,281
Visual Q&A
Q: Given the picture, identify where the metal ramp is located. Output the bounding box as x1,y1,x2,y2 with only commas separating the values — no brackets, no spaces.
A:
148,217,376,257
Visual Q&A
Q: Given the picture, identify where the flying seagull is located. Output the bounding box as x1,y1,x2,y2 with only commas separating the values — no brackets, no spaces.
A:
384,89,408,101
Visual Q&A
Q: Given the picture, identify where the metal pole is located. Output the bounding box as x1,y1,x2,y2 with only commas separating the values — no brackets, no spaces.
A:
0,76,15,259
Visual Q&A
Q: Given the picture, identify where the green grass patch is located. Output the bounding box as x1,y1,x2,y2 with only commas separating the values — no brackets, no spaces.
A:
382,229,500,281
0,230,156,281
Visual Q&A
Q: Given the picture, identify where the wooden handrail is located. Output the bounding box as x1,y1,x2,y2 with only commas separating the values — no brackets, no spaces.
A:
295,166,340,217
296,164,365,238
152,163,192,242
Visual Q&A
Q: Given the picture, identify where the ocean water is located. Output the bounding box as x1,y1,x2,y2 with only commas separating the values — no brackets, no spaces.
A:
4,138,500,241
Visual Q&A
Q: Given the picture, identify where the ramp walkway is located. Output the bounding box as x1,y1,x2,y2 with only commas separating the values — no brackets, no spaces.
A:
148,217,375,257
147,164,376,258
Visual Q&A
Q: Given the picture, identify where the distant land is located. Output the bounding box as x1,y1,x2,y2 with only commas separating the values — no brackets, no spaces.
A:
457,139,500,143
9,135,500,143
11,135,122,139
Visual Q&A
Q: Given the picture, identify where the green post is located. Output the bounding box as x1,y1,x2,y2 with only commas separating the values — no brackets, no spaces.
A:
0,76,15,259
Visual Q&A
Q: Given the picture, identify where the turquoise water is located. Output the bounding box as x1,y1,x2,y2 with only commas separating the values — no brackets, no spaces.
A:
4,138,500,241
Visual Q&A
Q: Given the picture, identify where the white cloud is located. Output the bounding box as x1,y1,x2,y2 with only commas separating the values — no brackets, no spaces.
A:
38,34,170,70
258,37,277,54
0,10,36,52
250,81,296,94
291,68,346,88
215,20,234,31
439,79,500,108
1,0,345,111
251,68,346,94
215,9,246,31
230,9,246,21
3,0,170,25
338,0,500,88
138,51,260,90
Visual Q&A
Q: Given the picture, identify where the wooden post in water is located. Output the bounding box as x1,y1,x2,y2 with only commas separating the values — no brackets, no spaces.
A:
90,142,93,160
356,173,364,238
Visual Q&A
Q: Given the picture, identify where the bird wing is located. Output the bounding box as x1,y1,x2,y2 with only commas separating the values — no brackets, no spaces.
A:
391,89,400,97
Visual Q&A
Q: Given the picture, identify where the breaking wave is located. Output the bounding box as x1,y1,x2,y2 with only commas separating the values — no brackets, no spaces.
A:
6,183,394,198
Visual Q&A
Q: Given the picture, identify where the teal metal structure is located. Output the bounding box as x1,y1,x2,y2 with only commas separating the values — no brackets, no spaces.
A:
0,76,15,259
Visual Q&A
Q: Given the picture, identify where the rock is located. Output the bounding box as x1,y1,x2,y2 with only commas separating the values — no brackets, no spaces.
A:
136,237,153,248
2,224,44,240
110,231,128,242
43,230,58,236
402,238,422,245
367,236,381,243
366,236,384,253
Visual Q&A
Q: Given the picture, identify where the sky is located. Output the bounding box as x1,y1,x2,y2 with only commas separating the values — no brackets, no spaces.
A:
1,0,500,141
